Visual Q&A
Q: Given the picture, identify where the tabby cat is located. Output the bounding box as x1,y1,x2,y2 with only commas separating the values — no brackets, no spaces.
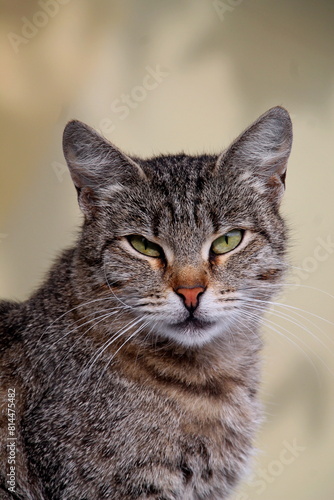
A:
0,106,292,499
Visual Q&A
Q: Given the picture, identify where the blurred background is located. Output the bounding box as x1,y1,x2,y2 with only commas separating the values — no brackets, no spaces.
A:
0,0,333,498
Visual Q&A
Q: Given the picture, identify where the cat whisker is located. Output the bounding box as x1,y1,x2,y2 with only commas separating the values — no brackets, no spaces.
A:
80,316,146,384
217,298,241,303
242,298,333,345
240,308,324,381
232,309,260,341
36,296,121,346
241,305,332,378
103,265,137,311
242,296,334,328
242,281,334,301
41,308,132,387
38,305,126,352
57,309,124,343
268,304,333,348
60,310,129,361
141,319,160,350
94,319,151,392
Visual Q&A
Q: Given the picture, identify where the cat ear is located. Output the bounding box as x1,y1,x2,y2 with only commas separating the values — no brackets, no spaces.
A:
63,120,146,215
217,106,293,205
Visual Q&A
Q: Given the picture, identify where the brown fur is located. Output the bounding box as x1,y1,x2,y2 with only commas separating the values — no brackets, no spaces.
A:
0,107,292,499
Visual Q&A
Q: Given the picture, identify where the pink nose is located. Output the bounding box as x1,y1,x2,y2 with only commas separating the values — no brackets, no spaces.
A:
176,286,206,311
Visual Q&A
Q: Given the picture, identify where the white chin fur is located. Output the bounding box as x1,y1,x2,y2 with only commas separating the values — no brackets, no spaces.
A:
156,320,231,347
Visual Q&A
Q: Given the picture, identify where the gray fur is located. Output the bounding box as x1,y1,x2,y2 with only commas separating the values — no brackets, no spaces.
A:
0,107,292,499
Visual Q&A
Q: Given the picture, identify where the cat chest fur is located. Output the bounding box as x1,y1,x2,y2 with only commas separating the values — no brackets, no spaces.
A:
21,337,260,499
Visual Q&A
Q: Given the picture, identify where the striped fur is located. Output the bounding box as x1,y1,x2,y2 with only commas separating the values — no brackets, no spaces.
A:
0,107,292,499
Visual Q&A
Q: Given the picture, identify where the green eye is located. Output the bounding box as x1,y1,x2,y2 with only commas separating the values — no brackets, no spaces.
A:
211,230,243,255
128,235,162,258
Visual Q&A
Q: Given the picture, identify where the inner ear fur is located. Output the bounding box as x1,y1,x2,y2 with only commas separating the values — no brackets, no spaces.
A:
62,120,146,215
216,106,293,204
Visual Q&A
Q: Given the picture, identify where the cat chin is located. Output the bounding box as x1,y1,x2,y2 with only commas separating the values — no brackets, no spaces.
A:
157,319,229,348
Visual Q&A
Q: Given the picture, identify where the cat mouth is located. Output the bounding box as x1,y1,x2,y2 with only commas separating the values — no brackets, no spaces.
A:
160,315,225,346
173,316,215,330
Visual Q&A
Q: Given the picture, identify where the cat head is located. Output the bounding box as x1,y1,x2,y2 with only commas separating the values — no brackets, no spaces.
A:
63,107,292,347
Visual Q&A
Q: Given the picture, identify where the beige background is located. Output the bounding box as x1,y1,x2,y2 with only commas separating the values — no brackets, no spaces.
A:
1,1,333,498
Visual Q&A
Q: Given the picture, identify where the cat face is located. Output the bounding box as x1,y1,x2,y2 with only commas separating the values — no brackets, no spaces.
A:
63,107,292,347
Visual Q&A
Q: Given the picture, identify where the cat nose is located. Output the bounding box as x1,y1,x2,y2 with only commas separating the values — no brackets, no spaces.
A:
175,286,206,312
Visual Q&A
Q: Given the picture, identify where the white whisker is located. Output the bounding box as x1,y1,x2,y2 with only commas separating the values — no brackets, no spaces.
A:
94,319,151,392
80,316,144,384
36,296,119,345
241,306,331,379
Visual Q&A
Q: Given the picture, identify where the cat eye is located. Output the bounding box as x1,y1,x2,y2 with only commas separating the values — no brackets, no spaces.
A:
211,230,244,255
127,235,162,258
